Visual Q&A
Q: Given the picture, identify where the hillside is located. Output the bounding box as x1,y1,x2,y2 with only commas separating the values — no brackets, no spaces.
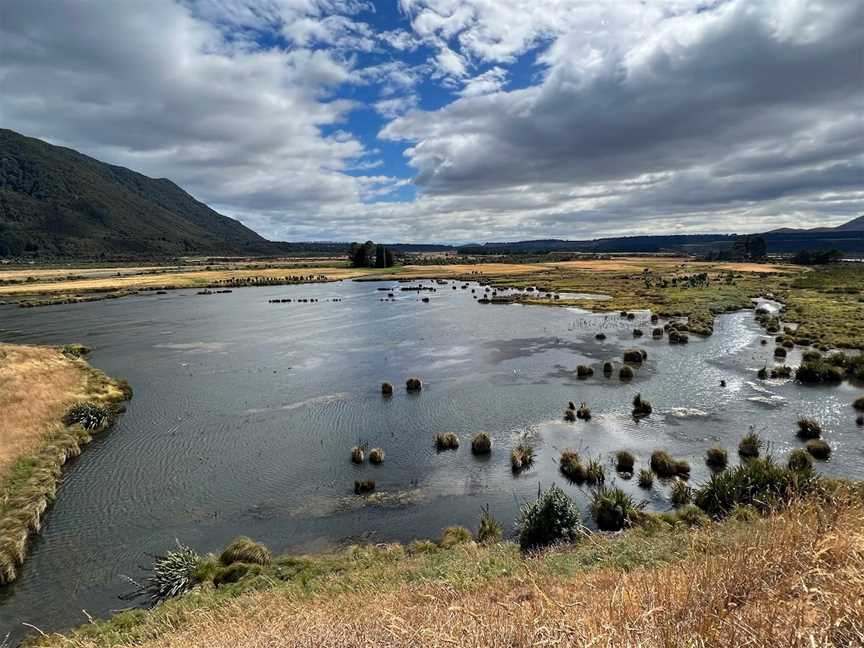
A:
0,129,278,258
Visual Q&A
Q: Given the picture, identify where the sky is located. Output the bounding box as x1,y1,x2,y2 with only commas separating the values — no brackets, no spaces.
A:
1,0,862,243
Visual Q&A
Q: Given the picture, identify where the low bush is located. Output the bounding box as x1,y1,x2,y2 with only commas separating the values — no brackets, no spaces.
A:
559,450,585,483
220,537,271,566
476,505,502,544
694,457,819,518
368,448,385,464
805,439,831,460
670,479,693,506
705,446,728,470
590,486,642,531
435,432,459,450
738,432,763,459
517,485,584,550
637,469,654,488
615,450,635,473
471,432,491,455
632,393,652,418
439,526,472,548
787,448,813,472
796,418,823,440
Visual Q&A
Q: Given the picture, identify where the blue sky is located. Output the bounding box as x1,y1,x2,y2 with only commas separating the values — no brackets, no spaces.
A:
2,0,862,242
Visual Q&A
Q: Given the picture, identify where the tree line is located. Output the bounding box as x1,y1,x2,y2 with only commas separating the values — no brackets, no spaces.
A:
348,241,395,268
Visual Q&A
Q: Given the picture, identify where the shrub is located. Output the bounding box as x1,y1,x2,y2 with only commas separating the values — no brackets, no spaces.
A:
476,505,502,544
637,469,654,489
615,450,635,473
796,361,845,384
787,448,813,472
381,381,393,396
585,459,605,485
796,418,823,440
439,526,472,548
670,479,692,506
590,487,642,531
220,537,271,566
510,436,535,472
619,365,635,381
435,432,459,450
738,432,763,459
517,485,584,550
559,451,585,483
123,543,202,606
805,439,831,460
63,402,110,431
406,377,423,392
351,446,365,464
854,396,864,412
632,393,652,418
576,365,594,378
576,402,591,420
471,432,491,455
623,348,645,363
354,479,375,494
368,448,385,464
694,457,819,518
705,446,728,470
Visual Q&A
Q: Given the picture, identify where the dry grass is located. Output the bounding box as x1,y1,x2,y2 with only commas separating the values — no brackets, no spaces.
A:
0,344,90,475
41,494,864,648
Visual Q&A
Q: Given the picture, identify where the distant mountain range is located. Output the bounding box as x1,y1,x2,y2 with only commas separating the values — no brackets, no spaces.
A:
0,129,861,258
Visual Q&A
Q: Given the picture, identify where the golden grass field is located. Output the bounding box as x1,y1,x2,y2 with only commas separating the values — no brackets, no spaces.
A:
41,494,864,648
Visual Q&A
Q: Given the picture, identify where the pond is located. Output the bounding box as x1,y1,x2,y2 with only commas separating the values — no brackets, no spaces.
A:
1,279,862,640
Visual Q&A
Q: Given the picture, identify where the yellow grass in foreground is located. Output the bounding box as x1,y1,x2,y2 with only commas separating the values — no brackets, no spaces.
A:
53,497,864,648
0,344,90,476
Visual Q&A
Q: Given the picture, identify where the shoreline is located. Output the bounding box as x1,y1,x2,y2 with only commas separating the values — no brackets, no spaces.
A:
0,344,132,585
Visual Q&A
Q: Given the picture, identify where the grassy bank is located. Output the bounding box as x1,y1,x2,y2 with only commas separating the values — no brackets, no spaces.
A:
0,344,131,584
31,489,863,648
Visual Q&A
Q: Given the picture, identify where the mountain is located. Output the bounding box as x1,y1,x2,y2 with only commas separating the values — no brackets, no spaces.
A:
0,129,278,257
769,215,864,234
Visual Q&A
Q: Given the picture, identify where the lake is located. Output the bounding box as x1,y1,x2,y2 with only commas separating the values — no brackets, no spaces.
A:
1,279,862,640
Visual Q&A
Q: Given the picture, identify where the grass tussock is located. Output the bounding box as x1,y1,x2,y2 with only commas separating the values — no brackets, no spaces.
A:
631,393,652,418
476,505,502,544
220,537,272,566
435,432,459,451
670,479,693,507
576,402,591,420
0,343,131,585
510,434,535,472
705,446,728,470
853,395,864,412
354,479,375,495
805,439,831,460
796,417,823,440
439,526,473,549
649,450,689,479
381,381,393,396
738,431,763,459
637,469,654,489
590,486,642,531
351,445,365,464
405,377,422,392
470,432,491,455
619,365,635,381
368,448,385,464
615,450,635,473
787,448,813,472
559,450,585,483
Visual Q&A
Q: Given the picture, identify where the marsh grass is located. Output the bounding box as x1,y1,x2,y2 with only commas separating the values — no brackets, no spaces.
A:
619,365,635,381
670,479,693,507
590,486,642,531
622,348,645,364
576,365,594,378
738,431,763,459
705,446,728,470
637,469,654,489
805,439,831,460
585,459,605,485
476,505,502,544
650,450,688,479
796,418,823,440
576,402,592,420
439,526,473,548
435,432,459,451
510,435,535,472
220,537,272,566
381,382,393,396
787,448,813,472
559,451,586,483
354,480,376,495
615,450,635,473
564,408,576,422
470,432,491,455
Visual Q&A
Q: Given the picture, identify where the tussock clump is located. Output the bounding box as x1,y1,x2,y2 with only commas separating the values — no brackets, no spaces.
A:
381,382,393,396
619,365,635,381
637,469,654,489
510,436,535,472
219,537,271,566
796,418,823,440
631,393,652,418
633,329,644,337
405,377,423,392
568,401,576,411
476,505,502,544
652,327,664,338
564,409,576,422
576,402,591,420
788,448,813,472
705,446,728,470
576,365,594,378
439,526,472,548
368,448,385,464
802,350,822,362
805,439,831,460
853,396,864,412
585,459,605,485
650,450,689,479
590,486,642,532
559,450,585,483
354,479,375,495
757,366,768,379
351,446,365,464
595,333,606,341
857,415,864,426
435,432,459,451
771,365,792,378
602,361,614,375
773,347,787,358
615,450,635,473
670,479,693,507
796,361,845,384
517,484,584,550
738,432,763,459
623,348,646,364
471,432,491,455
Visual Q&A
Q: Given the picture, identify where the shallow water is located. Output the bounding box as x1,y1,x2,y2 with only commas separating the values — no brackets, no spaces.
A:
1,280,862,640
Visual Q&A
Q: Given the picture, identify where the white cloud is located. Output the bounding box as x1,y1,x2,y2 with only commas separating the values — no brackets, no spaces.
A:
458,67,508,97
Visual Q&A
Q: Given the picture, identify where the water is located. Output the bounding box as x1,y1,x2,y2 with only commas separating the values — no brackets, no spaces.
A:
1,279,862,640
